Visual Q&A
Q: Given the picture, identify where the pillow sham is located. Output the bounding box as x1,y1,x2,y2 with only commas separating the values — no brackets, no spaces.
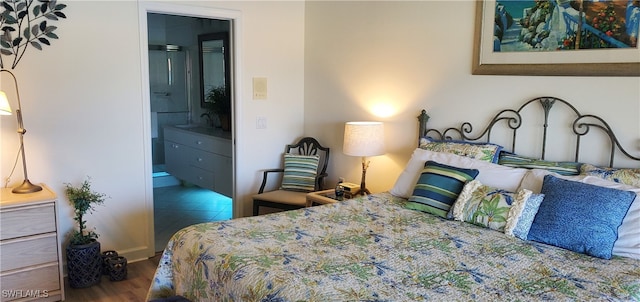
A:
405,161,479,218
519,168,640,260
580,163,640,188
527,175,635,259
498,152,581,176
450,180,532,233
419,137,503,163
507,193,544,241
280,154,319,192
390,148,528,199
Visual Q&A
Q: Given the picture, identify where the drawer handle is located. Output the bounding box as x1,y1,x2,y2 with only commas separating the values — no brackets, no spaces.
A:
196,141,202,145
197,158,203,162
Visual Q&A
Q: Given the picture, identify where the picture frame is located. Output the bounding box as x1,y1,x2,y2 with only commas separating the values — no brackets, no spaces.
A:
472,0,640,76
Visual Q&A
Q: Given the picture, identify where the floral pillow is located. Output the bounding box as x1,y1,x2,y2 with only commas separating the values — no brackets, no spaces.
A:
580,163,640,188
450,180,533,233
419,137,503,163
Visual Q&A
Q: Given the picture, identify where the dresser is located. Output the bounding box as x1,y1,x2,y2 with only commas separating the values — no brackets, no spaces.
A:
0,185,64,302
164,126,233,197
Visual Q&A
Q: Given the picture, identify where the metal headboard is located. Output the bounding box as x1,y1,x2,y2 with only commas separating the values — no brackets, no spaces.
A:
418,96,640,168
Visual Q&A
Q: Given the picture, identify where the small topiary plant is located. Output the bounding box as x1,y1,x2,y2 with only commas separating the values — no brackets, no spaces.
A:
65,177,107,245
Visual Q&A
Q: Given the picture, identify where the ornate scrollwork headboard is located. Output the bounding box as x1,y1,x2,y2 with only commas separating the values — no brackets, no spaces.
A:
418,96,640,168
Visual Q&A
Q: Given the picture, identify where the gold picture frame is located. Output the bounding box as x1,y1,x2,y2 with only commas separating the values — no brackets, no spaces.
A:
472,0,640,76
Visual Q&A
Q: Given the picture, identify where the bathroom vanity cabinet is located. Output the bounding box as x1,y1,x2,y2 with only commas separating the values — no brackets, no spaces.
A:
164,126,232,197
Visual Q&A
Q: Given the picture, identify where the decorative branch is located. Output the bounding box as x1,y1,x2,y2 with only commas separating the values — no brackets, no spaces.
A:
0,0,66,69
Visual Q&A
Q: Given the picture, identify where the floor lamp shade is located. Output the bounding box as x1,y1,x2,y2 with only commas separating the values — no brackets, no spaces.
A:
343,122,385,156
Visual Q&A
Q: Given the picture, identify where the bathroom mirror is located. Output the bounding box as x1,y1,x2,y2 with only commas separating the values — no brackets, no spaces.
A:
198,32,231,109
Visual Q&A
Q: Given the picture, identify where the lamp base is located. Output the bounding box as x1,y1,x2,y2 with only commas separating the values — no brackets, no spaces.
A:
352,187,371,196
12,179,43,194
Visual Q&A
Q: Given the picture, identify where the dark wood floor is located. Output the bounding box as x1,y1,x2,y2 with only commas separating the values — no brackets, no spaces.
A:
63,253,161,302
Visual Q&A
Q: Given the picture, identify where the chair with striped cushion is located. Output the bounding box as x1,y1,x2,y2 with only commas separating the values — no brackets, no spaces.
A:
253,137,330,215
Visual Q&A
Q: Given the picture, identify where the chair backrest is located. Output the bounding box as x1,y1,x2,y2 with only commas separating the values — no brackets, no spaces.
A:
285,137,330,190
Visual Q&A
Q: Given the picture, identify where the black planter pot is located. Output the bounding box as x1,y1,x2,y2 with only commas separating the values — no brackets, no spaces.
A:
66,240,102,288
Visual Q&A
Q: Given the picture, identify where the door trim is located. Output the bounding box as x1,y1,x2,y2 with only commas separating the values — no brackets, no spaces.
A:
138,2,241,258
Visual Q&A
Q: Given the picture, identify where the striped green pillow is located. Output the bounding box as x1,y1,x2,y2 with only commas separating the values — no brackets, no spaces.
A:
498,153,581,176
280,154,320,192
405,161,479,218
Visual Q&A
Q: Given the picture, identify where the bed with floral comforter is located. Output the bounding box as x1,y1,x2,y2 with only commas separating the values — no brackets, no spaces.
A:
147,192,640,301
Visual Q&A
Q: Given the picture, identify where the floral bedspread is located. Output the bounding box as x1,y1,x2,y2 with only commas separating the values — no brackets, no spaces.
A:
147,193,640,301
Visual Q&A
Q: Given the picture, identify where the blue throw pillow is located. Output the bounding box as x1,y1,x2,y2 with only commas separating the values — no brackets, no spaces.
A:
527,175,636,259
510,193,544,240
406,161,479,218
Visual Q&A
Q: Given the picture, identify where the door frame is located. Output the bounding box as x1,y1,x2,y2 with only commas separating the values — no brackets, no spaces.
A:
138,2,241,257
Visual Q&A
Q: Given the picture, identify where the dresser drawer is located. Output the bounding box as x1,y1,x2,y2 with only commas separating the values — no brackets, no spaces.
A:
0,263,60,302
189,148,218,171
1,233,58,272
0,204,55,240
186,166,215,190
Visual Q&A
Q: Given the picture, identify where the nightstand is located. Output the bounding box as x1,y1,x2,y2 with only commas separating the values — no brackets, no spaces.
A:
306,189,353,207
0,184,64,301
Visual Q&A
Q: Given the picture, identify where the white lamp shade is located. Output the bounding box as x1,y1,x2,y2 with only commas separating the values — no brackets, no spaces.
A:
343,121,385,156
0,91,12,115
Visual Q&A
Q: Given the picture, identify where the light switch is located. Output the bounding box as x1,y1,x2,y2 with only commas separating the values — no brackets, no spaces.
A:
256,116,267,129
253,77,267,100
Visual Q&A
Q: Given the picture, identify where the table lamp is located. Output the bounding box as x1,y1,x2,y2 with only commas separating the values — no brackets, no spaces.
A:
0,69,42,193
343,121,385,195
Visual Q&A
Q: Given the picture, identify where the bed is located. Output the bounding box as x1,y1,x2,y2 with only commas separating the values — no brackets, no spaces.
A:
147,97,640,301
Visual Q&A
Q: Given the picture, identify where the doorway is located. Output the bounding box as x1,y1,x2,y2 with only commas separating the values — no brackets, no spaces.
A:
140,4,238,254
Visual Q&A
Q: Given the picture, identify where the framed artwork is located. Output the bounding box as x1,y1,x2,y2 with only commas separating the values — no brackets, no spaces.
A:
472,0,640,76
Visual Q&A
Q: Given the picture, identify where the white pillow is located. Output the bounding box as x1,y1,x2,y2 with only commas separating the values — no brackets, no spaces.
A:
390,148,528,198
518,168,585,193
519,169,640,260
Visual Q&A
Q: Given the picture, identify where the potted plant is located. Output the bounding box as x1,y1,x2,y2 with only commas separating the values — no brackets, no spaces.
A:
204,85,231,131
65,177,107,288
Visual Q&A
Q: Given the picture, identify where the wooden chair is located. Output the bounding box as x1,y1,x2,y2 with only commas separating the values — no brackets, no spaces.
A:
252,137,330,215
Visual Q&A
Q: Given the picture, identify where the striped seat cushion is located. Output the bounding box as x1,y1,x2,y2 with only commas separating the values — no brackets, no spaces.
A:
405,161,479,218
280,154,320,192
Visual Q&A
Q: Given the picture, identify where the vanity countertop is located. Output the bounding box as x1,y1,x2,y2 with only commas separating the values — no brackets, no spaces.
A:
167,124,232,140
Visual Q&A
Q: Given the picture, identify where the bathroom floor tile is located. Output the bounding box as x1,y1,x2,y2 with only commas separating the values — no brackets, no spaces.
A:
154,185,232,252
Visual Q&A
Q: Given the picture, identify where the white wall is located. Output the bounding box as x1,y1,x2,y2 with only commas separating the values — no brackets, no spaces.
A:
0,0,306,260
304,1,640,193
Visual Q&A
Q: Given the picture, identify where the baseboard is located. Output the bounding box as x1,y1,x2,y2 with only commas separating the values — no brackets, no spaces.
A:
118,245,155,263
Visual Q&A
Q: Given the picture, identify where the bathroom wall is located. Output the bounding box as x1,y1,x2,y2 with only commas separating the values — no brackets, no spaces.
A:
148,14,230,168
